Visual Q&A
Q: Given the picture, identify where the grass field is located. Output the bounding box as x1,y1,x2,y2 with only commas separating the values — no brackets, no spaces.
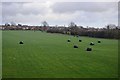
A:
0,30,2,79
2,31,118,78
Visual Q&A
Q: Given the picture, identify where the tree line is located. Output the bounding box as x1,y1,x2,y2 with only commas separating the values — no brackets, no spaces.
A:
47,22,120,39
3,21,120,39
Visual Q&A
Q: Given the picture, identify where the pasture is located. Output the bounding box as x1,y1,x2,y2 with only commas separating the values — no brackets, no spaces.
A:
0,30,2,79
2,31,118,78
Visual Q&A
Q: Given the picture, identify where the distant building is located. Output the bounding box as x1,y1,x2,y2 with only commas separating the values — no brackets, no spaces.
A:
0,26,2,30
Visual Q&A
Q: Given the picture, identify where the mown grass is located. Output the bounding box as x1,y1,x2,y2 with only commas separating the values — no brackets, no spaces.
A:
2,30,118,78
0,30,2,79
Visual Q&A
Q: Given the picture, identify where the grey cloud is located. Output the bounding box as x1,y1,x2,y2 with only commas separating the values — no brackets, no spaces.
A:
2,2,47,17
1,2,118,27
0,3,2,23
2,2,23,16
51,2,117,13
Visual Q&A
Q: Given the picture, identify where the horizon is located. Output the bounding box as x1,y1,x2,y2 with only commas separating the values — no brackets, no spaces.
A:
0,23,118,28
1,2,118,28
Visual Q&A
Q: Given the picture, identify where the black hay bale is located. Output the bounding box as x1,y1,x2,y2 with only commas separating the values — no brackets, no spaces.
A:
73,45,78,48
19,41,24,44
67,39,71,42
86,47,92,51
90,42,94,45
79,39,82,42
98,40,101,43
76,35,79,37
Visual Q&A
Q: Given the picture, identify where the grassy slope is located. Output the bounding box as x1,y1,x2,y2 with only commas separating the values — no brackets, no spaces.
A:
0,30,2,79
2,31,118,78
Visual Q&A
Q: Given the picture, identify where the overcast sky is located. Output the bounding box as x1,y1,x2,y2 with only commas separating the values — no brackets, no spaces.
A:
1,2,118,28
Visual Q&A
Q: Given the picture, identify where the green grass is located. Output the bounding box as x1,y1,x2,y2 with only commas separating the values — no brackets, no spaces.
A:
2,31,118,78
0,30,2,79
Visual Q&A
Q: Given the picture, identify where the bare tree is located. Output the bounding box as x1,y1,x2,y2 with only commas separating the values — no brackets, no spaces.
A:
5,23,10,26
68,22,77,27
41,21,49,31
68,22,79,35
18,24,22,26
11,22,16,26
41,21,49,27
